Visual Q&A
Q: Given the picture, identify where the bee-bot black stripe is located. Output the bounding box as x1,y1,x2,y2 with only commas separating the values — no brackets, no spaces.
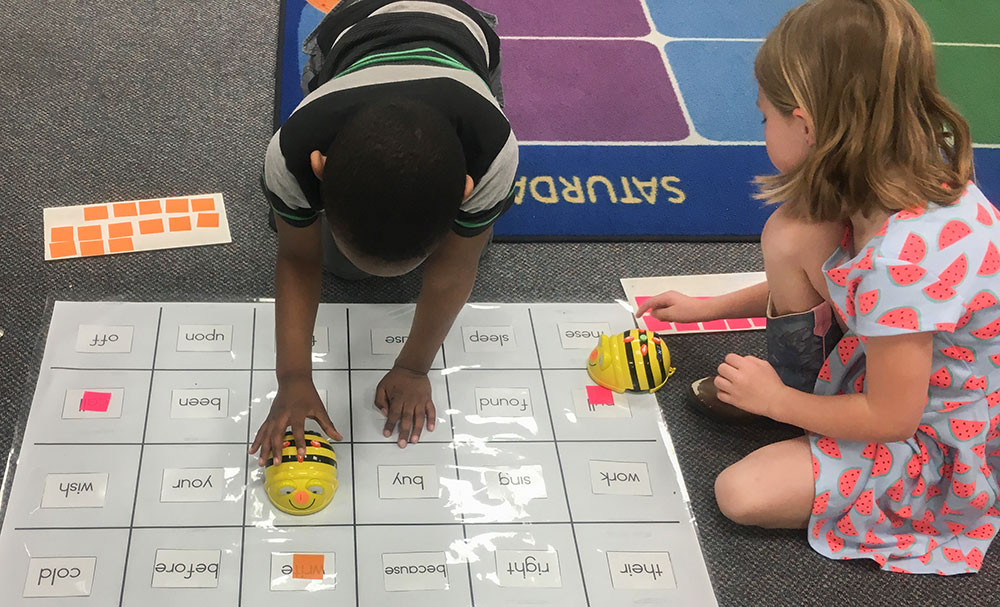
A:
623,337,640,390
266,453,338,468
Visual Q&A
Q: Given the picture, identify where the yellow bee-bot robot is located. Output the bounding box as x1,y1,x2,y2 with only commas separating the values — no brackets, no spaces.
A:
264,431,338,515
587,329,675,393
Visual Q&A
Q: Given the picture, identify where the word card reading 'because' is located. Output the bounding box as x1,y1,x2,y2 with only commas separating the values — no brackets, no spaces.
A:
496,550,562,588
75,325,133,353
152,549,221,588
382,552,449,592
590,461,653,496
558,322,610,349
270,553,336,591
462,326,516,352
371,328,409,355
607,552,676,590
475,387,534,417
23,557,97,598
160,468,227,502
41,473,109,509
378,465,440,499
63,388,124,419
176,325,232,352
170,389,230,419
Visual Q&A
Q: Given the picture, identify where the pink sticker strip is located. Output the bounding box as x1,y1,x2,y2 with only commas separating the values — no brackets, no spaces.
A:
80,391,112,412
586,385,615,405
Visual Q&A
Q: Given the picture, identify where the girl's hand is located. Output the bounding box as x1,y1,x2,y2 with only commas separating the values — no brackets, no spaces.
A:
714,353,788,418
634,291,707,323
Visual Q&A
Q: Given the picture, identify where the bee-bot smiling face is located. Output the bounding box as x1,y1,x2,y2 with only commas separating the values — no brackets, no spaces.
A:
587,330,675,393
264,432,338,515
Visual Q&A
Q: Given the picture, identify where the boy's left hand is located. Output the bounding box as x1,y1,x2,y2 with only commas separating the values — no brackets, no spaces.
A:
375,366,436,448
714,353,787,418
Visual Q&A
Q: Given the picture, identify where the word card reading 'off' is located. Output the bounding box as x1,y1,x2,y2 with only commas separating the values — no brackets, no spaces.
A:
75,325,133,353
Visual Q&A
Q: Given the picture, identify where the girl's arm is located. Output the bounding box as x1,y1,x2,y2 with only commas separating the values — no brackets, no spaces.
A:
635,281,769,323
716,332,933,443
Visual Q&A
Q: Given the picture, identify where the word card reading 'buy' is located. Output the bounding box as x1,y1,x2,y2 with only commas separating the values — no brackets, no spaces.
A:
44,193,231,260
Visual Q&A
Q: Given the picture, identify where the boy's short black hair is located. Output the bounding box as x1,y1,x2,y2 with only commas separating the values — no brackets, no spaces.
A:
322,98,467,262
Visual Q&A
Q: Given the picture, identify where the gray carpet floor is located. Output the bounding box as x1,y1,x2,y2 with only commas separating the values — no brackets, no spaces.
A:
1,1,997,605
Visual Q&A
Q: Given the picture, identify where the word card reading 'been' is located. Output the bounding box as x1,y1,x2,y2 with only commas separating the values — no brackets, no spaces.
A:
496,550,563,588
170,388,230,419
152,549,221,588
23,557,97,598
607,551,676,590
382,552,449,592
590,460,653,496
75,325,133,353
270,552,336,591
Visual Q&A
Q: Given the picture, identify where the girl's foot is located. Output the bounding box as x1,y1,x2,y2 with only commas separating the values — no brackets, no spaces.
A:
687,376,761,424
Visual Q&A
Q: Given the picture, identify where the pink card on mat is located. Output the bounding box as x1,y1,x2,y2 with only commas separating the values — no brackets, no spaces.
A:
80,391,111,412
586,385,615,405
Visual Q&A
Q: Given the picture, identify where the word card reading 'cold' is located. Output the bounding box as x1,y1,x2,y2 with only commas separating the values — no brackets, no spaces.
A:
62,388,124,419
270,553,336,591
558,323,610,349
496,550,562,588
573,388,631,419
371,328,409,355
484,466,547,502
152,549,221,588
462,326,516,352
607,552,676,590
475,387,533,417
378,465,439,499
382,552,449,592
41,473,108,509
160,468,227,502
177,325,232,352
590,461,653,496
75,325,133,353
170,389,229,419
23,557,97,598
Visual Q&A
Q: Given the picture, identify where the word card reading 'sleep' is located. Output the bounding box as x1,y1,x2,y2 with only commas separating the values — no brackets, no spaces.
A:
462,325,516,352
43,193,231,261
75,325,133,353
23,557,97,598
270,552,336,591
382,552,450,592
607,552,676,590
152,549,221,588
590,460,653,496
496,550,563,588
378,465,439,499
41,473,109,509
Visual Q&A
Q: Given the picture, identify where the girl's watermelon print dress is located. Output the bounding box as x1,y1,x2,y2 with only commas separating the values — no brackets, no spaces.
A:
808,184,1000,574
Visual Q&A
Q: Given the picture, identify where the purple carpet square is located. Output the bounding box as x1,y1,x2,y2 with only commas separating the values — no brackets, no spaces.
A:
501,39,689,142
476,0,650,37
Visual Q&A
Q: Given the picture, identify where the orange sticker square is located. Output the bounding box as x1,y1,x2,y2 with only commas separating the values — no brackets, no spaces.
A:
113,202,138,217
168,216,192,232
191,197,215,212
79,240,105,257
83,205,109,221
77,225,103,241
139,199,162,215
196,213,220,228
108,222,134,238
138,218,164,234
292,554,324,580
165,198,189,213
108,237,134,253
49,240,77,259
50,226,75,242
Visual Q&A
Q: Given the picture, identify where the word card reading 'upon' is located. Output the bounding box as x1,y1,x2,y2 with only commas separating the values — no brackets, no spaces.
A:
176,325,233,352
270,552,336,591
151,549,221,588
75,325,133,353
44,194,231,261
496,550,563,588
607,551,676,590
382,552,450,592
377,465,440,499
23,557,97,598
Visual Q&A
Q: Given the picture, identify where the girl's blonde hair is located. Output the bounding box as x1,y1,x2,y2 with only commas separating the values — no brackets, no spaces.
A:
754,0,973,220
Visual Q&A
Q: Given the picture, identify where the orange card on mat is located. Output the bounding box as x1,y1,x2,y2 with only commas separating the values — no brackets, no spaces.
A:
79,240,105,257
165,198,189,213
50,226,74,242
108,237,134,253
108,222,133,238
49,241,76,259
191,197,215,212
169,216,192,232
83,205,109,221
113,202,138,217
292,554,324,580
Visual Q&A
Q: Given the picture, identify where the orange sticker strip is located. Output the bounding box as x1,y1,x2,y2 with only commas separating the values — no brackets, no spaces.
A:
113,202,138,217
139,199,162,215
138,218,164,234
79,240,105,257
77,225,103,241
108,222,133,238
108,237,134,253
169,216,192,232
196,213,220,228
191,197,215,212
49,241,77,259
165,198,189,213
50,226,75,242
83,205,109,221
292,554,325,580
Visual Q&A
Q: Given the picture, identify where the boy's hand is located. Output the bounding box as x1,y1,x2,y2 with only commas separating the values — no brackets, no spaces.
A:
375,366,436,448
634,290,706,322
249,376,343,466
